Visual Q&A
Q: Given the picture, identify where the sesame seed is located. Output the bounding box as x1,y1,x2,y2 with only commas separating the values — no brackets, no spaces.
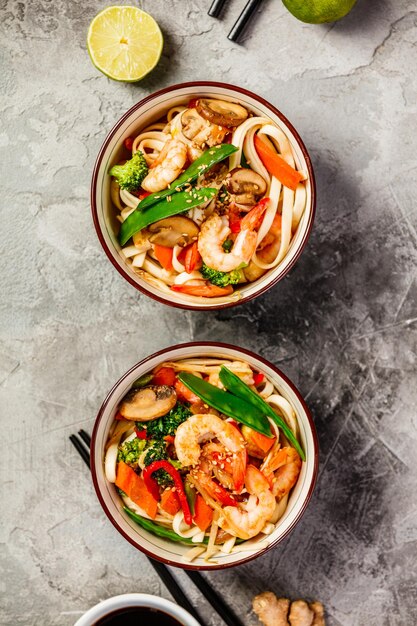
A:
186,199,192,203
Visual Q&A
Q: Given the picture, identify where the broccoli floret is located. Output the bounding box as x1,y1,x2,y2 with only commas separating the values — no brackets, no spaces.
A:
109,150,148,192
201,263,242,287
144,440,172,488
117,436,146,467
144,402,192,440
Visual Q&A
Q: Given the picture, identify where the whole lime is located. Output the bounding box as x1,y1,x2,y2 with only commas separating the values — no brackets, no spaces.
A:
282,0,358,23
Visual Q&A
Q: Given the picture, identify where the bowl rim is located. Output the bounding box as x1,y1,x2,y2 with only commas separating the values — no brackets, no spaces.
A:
90,341,319,570
91,81,317,310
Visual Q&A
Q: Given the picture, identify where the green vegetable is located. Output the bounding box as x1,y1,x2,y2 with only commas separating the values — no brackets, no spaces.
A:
131,373,153,388
124,506,208,544
119,187,217,246
219,366,306,461
143,439,172,487
137,144,238,211
143,440,182,487
184,479,196,516
201,263,241,287
145,402,192,439
117,436,147,466
240,152,249,168
109,150,148,192
177,372,272,437
222,239,233,253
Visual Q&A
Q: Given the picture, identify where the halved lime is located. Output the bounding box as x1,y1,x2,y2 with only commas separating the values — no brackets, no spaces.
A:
87,6,163,82
282,0,357,23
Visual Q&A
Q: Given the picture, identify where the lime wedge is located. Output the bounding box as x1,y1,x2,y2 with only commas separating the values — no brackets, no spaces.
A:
87,6,163,82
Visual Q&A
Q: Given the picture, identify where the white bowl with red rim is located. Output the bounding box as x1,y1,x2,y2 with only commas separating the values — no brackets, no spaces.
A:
91,342,319,570
91,82,316,310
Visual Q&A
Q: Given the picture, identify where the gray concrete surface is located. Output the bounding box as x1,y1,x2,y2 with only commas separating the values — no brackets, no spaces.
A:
1,0,416,624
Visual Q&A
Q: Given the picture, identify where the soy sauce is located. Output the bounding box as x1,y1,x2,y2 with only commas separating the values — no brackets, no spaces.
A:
94,606,183,625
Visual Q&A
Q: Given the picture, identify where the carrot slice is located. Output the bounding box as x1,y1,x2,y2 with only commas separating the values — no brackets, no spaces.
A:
160,488,181,516
193,494,214,532
116,461,158,519
115,460,135,495
153,244,174,271
254,135,304,191
171,283,233,297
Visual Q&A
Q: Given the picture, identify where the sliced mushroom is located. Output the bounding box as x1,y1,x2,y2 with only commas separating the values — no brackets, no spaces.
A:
148,216,200,248
119,385,177,421
181,109,207,141
225,167,267,206
196,99,248,128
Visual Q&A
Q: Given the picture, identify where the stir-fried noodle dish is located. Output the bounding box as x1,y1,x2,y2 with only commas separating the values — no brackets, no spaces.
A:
105,357,305,562
109,97,309,303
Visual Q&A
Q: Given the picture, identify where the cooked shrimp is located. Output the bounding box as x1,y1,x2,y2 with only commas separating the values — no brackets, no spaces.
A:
174,413,245,467
198,200,268,272
261,446,301,500
141,138,187,193
218,465,276,540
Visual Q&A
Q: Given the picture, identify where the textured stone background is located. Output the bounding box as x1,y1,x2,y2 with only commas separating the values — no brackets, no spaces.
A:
1,0,416,624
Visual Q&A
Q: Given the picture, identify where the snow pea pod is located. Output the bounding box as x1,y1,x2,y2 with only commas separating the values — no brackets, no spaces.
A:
219,366,306,461
119,187,216,245
137,143,238,211
124,506,208,545
176,372,272,438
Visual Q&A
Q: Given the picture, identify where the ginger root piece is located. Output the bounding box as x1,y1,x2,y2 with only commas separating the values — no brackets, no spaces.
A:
289,600,314,626
252,592,290,626
310,602,325,626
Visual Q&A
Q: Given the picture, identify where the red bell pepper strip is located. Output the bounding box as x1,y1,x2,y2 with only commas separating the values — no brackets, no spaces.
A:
253,372,264,386
184,241,202,273
152,366,176,387
134,427,148,440
228,204,241,234
206,479,239,507
143,460,192,525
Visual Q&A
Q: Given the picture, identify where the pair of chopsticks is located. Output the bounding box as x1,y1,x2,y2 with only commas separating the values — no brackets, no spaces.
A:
69,430,245,626
208,0,264,42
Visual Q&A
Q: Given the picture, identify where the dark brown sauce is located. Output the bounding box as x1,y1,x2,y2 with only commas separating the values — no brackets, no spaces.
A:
94,605,183,625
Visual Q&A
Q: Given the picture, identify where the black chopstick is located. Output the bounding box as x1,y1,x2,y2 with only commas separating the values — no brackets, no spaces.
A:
228,0,263,42
69,434,90,468
69,431,242,626
208,0,228,17
78,429,91,447
149,559,204,623
185,570,245,626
